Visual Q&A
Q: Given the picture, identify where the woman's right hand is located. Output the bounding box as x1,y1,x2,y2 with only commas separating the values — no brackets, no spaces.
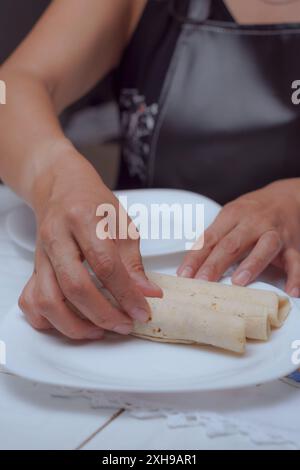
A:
18,150,162,340
0,0,152,339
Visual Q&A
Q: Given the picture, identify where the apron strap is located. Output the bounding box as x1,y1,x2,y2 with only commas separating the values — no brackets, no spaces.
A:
169,0,211,25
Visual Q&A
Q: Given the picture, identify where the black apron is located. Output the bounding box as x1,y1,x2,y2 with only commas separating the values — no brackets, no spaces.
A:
142,0,300,204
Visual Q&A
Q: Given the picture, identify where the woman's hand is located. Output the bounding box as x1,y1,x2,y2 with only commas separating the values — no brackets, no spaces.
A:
178,179,300,297
0,0,152,339
19,151,162,340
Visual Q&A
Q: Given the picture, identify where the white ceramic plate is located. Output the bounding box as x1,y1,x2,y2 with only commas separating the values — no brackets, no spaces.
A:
1,273,299,394
5,189,221,257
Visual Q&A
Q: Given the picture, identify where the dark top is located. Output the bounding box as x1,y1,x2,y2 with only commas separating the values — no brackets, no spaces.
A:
116,0,234,189
115,0,300,204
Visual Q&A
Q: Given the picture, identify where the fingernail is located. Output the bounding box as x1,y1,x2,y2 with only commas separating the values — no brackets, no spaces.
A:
288,287,299,298
233,270,252,286
178,266,193,278
113,323,133,335
195,271,210,281
136,278,162,294
130,307,150,323
87,329,104,340
148,280,163,293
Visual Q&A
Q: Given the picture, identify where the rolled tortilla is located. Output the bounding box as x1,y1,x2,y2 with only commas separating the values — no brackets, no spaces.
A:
161,288,271,341
92,280,246,354
133,296,246,354
148,272,290,329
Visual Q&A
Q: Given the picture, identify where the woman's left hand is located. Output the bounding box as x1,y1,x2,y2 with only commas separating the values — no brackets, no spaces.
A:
178,179,300,297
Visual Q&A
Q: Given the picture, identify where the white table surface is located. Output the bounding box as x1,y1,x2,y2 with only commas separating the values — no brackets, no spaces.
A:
0,185,298,450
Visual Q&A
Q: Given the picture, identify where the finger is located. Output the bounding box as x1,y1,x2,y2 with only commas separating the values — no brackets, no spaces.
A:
116,208,162,296
194,224,257,281
232,230,282,286
74,221,152,323
177,207,238,278
101,199,162,298
119,239,163,298
34,247,105,340
40,226,133,334
284,249,300,297
18,274,53,331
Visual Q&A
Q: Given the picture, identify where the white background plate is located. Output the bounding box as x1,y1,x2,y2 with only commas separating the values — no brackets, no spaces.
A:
5,189,221,257
1,270,299,395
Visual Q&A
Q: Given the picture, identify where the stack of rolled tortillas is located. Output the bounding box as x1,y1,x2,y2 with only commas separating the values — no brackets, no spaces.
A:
130,272,290,355
92,271,290,355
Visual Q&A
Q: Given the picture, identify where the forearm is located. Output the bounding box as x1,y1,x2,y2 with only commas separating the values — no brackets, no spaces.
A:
0,0,145,210
0,66,81,209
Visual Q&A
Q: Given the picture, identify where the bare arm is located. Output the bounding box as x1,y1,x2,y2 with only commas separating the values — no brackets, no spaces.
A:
0,0,162,342
0,0,145,207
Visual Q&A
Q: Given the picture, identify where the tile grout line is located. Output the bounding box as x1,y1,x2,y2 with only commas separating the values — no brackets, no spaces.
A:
75,408,125,450
0,370,15,376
